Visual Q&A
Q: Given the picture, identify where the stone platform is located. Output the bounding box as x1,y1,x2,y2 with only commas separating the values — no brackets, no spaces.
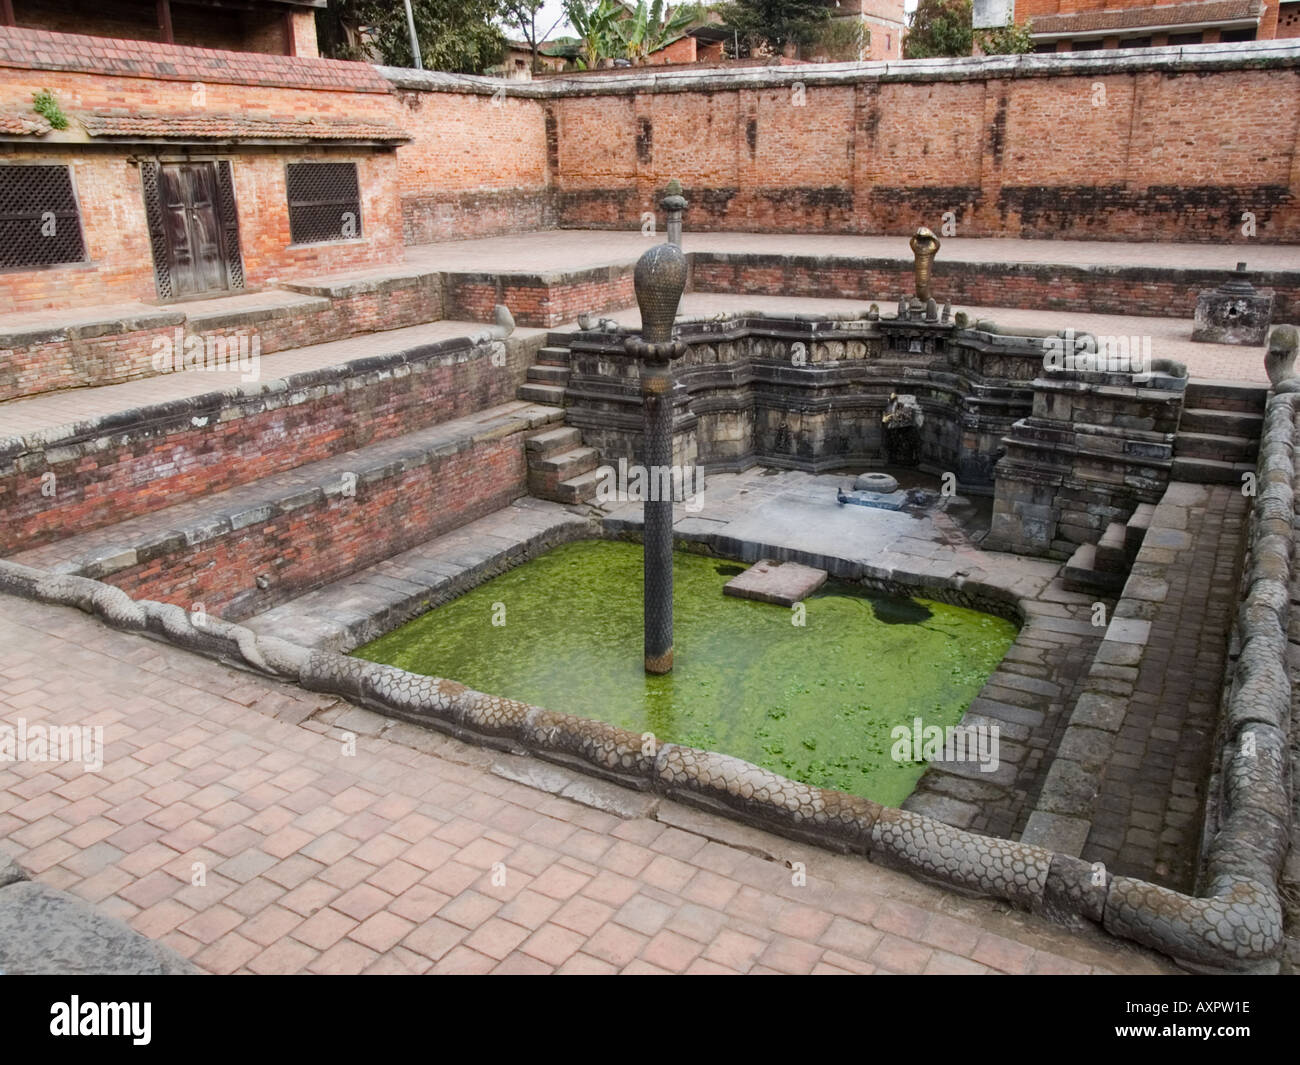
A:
722,559,828,607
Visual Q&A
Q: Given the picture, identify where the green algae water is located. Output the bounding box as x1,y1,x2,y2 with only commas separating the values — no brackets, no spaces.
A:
354,540,1016,806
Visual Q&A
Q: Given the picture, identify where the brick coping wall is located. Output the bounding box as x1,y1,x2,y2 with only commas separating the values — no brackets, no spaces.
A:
0,331,538,555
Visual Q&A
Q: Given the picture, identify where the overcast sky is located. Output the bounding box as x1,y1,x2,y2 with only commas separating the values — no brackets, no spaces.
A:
506,1,919,43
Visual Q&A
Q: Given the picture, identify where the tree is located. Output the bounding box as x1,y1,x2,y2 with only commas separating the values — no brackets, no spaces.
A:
903,0,973,58
501,0,567,72
564,0,624,69
977,19,1034,55
904,0,1033,58
317,0,507,75
714,0,831,56
615,0,702,64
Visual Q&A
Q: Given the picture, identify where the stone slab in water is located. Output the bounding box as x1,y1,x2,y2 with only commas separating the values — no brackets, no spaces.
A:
723,558,827,606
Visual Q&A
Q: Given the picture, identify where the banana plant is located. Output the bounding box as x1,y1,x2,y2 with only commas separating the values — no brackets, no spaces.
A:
564,0,624,69
616,0,702,64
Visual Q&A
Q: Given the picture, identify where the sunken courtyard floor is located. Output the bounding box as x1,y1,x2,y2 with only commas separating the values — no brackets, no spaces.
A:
0,594,1175,975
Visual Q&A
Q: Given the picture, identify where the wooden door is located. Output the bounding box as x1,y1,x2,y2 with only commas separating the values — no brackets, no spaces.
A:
159,162,229,298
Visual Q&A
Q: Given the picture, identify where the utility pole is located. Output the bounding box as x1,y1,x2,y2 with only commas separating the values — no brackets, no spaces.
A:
403,0,423,70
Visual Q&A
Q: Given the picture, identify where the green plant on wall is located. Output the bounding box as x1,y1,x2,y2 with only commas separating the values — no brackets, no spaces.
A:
31,89,69,130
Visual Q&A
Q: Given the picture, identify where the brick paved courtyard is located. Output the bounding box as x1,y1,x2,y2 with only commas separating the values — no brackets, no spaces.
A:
0,596,1175,975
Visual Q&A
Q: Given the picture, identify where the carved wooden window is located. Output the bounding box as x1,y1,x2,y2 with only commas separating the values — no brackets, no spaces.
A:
285,162,362,244
0,164,87,269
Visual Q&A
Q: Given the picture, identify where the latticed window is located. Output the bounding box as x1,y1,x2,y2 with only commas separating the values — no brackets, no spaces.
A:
0,164,87,269
285,162,362,244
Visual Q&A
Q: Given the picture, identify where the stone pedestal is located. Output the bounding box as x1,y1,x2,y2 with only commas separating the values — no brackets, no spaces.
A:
1192,264,1274,346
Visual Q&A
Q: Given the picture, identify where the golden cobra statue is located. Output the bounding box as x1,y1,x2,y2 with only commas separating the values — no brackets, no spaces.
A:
909,226,941,302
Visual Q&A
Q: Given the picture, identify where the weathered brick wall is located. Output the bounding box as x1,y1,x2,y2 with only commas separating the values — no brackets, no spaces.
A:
100,435,526,620
444,267,635,327
543,54,1300,241
390,85,552,243
691,254,1300,319
0,338,534,555
0,273,441,401
0,29,404,312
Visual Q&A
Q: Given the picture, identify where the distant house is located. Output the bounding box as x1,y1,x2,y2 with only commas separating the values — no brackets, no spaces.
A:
997,0,1300,51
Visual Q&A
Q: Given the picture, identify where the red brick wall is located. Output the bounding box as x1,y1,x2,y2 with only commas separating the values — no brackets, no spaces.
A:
101,436,526,620
13,0,293,54
691,254,1300,320
0,28,403,312
0,340,531,555
444,269,635,328
649,37,697,64
548,65,1300,241
0,273,441,402
0,147,404,313
392,87,551,243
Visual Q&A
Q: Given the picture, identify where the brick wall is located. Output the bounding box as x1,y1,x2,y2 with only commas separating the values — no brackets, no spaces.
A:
690,254,1300,319
0,28,403,312
543,56,1300,241
443,267,635,327
0,146,404,313
0,338,533,555
99,436,526,620
391,86,551,243
0,272,441,402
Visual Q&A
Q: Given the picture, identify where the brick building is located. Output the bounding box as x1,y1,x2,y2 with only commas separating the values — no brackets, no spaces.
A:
0,1,408,312
1011,0,1300,51
827,0,907,60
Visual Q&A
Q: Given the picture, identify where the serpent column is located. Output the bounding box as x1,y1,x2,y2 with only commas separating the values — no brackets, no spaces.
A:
624,242,689,673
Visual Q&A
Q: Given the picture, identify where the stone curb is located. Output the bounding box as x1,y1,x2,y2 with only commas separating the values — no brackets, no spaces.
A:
0,539,1284,971
379,42,1300,98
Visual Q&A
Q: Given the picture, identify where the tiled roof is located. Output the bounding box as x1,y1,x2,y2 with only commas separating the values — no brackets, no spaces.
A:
1031,0,1261,34
0,113,52,135
79,111,409,144
0,26,392,93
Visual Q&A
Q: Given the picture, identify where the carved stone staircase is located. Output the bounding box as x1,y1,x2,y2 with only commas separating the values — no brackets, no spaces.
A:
1063,502,1156,596
518,339,601,504
1171,380,1266,484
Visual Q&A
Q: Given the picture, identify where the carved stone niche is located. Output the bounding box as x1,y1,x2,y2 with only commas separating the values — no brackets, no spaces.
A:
1192,263,1274,346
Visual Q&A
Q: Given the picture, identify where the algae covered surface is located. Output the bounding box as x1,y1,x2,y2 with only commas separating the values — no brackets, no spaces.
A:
353,540,1016,806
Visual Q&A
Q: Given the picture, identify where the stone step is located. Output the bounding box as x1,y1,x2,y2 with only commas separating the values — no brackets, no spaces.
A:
1177,406,1264,438
517,382,567,406
1170,455,1256,485
1095,521,1130,573
1124,502,1156,557
1182,380,1268,414
525,425,582,459
527,364,570,385
556,467,605,504
533,446,599,479
1062,543,1126,595
536,345,572,367
9,401,560,622
1172,430,1258,463
3,326,541,557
